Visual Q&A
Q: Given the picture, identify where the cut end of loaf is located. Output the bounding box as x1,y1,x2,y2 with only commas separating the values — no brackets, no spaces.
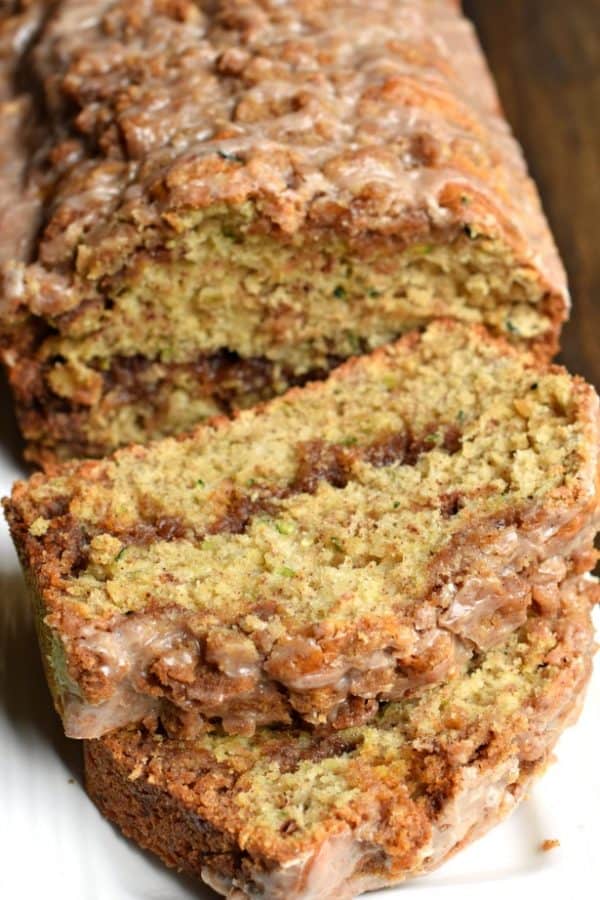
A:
4,220,564,462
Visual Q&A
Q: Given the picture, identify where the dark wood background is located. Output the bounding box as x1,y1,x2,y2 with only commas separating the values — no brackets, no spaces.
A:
464,0,600,388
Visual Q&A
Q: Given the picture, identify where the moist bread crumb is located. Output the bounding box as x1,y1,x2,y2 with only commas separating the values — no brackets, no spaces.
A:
5,321,599,739
540,839,560,852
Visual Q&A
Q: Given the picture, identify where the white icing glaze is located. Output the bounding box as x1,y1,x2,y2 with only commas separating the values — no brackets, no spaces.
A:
199,756,538,899
202,832,378,900
55,498,598,739
427,758,519,862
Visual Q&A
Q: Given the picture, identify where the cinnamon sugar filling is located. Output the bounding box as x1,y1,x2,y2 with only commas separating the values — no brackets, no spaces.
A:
36,422,464,568
13,347,346,461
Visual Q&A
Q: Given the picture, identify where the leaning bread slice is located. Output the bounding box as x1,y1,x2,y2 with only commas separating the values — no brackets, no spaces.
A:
84,577,597,900
4,321,600,739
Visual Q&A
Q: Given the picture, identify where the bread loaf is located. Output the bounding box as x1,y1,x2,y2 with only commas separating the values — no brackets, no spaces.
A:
0,0,568,462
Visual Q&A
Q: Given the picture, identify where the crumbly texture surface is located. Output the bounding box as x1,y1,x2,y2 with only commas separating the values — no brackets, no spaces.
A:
0,0,568,461
5,322,600,738
84,581,597,900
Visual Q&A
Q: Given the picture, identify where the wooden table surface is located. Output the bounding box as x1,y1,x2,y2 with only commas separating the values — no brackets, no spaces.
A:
465,0,600,388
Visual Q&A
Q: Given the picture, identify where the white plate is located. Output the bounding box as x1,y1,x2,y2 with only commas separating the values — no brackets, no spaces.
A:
1,382,599,899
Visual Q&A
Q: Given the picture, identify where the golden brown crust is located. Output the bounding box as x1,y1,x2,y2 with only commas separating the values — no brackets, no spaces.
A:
2,0,566,304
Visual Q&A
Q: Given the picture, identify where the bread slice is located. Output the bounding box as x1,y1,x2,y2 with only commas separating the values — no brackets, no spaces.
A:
0,0,567,462
84,576,597,900
5,321,599,739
